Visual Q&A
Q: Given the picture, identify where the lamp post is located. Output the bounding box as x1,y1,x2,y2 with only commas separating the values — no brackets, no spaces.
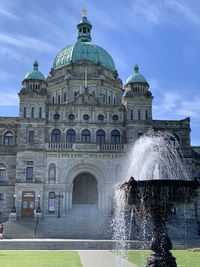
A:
36,194,41,213
11,194,16,213
55,194,63,218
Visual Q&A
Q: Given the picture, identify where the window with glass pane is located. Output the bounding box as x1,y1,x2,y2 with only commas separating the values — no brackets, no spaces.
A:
29,131,34,142
0,164,6,182
68,114,75,120
31,107,34,118
0,194,3,213
26,167,33,180
112,115,119,121
96,130,105,143
48,192,55,212
24,107,26,118
4,132,14,146
111,130,120,143
81,130,91,143
51,129,61,142
131,110,133,120
138,110,141,120
145,110,148,120
98,114,104,121
66,129,76,142
39,107,42,118
83,114,89,120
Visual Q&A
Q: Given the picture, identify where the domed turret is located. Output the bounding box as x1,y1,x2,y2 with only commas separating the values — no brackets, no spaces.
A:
24,60,45,81
21,60,46,94
125,64,149,86
53,10,116,71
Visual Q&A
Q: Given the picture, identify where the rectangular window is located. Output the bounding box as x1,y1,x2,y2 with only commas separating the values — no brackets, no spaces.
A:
31,107,34,118
24,107,26,118
48,192,55,213
27,161,34,165
138,109,141,120
29,131,34,142
39,107,42,119
0,194,4,213
145,110,148,120
26,167,33,180
131,110,133,120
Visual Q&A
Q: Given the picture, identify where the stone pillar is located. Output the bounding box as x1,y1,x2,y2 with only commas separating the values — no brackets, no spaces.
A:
66,184,73,212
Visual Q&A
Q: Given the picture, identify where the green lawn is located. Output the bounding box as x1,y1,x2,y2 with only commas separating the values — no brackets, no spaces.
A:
116,250,200,267
0,251,83,267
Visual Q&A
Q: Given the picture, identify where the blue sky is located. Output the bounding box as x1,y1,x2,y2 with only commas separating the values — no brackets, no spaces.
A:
0,0,200,145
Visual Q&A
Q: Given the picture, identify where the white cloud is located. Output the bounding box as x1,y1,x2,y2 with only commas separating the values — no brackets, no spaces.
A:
0,33,58,53
166,0,200,27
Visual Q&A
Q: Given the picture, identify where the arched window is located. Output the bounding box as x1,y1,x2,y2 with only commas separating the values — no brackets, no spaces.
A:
96,130,105,143
81,130,91,143
64,93,66,102
4,132,14,146
0,163,6,182
66,129,76,143
111,130,120,143
58,95,61,104
51,129,61,142
52,97,55,104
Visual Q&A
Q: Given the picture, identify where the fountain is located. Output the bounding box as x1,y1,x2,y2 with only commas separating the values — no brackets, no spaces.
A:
115,131,200,267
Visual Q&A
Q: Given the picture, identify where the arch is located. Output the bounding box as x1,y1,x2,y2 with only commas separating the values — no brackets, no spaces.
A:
0,163,6,182
72,173,98,204
81,129,91,143
51,129,61,142
96,130,105,143
66,129,76,142
111,130,120,143
61,159,110,186
4,132,14,146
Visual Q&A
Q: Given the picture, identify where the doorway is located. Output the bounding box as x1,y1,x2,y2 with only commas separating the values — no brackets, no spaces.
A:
21,191,35,218
72,173,98,204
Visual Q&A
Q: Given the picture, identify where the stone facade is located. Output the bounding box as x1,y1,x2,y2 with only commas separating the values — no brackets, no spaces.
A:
0,13,200,239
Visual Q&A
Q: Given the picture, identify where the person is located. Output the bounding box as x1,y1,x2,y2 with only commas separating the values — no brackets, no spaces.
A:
0,224,4,239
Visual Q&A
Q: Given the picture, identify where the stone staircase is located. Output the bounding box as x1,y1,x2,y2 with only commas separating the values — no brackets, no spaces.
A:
4,218,35,239
37,204,111,239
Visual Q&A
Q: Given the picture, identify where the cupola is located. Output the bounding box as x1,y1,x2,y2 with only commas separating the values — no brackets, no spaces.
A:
124,64,150,95
21,60,46,94
77,8,92,42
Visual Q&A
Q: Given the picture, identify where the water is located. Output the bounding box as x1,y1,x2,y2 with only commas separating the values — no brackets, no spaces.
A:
112,130,190,265
127,130,190,181
112,186,129,266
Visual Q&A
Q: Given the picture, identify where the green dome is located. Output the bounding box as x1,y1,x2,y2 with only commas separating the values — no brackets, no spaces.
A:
24,60,45,81
53,41,116,71
126,64,148,85
53,13,116,71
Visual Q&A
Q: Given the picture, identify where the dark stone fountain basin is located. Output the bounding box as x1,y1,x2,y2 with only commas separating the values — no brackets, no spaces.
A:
122,178,200,267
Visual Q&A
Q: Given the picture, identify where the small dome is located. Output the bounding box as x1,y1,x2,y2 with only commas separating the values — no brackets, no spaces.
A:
126,64,148,85
53,42,116,71
24,60,45,81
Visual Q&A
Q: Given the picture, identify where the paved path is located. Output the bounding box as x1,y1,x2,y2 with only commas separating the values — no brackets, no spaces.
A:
78,250,138,267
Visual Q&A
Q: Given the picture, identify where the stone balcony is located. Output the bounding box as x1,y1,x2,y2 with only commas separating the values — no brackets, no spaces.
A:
47,142,127,152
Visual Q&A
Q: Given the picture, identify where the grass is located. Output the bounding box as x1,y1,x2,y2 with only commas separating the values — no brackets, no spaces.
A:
116,250,200,267
0,250,83,267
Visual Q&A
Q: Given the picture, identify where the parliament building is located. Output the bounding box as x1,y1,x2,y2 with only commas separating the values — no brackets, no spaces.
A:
0,12,200,239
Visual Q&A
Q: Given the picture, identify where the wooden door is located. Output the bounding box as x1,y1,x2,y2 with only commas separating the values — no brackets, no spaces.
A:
22,191,35,218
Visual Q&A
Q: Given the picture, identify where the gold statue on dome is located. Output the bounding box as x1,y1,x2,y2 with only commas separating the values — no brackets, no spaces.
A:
82,7,87,17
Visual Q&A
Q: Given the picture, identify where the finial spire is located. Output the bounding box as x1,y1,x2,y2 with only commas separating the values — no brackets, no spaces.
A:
82,7,87,17
134,64,139,73
33,60,39,70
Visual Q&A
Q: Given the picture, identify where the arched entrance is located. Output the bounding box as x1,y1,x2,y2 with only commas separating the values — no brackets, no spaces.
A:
72,172,98,204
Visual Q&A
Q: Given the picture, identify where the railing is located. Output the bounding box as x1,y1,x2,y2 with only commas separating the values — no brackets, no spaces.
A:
99,143,124,151
47,142,126,152
48,143,73,150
